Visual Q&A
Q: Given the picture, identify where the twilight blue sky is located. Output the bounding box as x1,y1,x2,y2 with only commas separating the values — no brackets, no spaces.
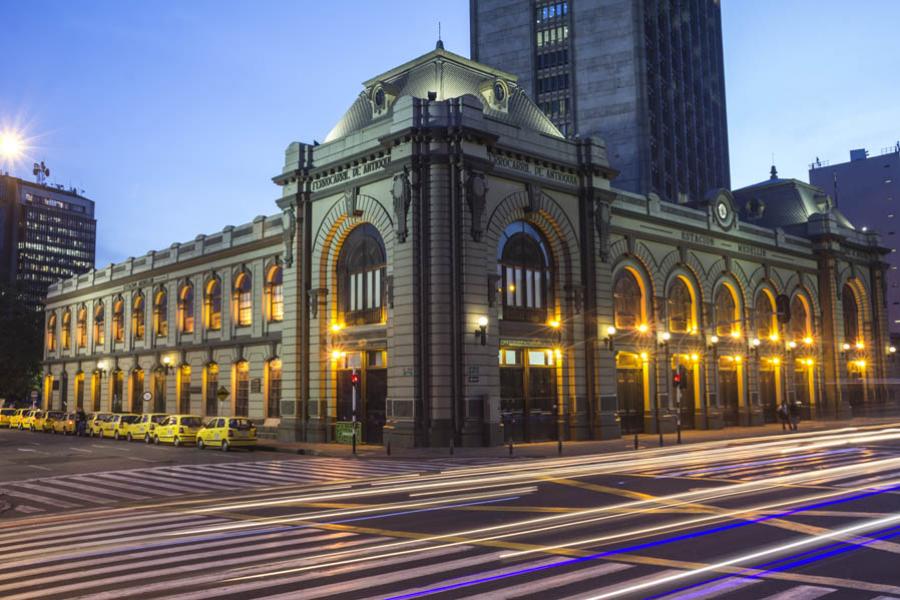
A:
1,1,898,266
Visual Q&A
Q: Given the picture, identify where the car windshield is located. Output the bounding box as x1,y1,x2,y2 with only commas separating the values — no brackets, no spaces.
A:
151,415,168,424
49,412,63,418
228,419,253,430
1,409,16,416
180,417,202,428
121,415,140,424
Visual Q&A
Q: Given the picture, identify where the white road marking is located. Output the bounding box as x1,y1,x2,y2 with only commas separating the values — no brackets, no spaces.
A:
757,585,837,600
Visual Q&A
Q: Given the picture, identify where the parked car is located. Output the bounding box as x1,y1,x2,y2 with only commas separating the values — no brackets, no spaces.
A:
52,412,77,435
112,414,142,440
197,417,257,452
43,411,66,432
0,408,17,428
9,409,28,429
153,415,203,446
119,413,170,443
88,413,113,437
25,410,44,431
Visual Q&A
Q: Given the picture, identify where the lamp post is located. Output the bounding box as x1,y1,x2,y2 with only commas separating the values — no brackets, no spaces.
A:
656,331,670,446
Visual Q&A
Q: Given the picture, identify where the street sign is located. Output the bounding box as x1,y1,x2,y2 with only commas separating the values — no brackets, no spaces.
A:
335,421,361,444
142,391,153,402
216,386,229,402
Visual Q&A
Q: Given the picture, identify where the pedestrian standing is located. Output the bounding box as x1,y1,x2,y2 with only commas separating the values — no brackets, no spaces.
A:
75,408,87,437
777,401,789,431
788,400,800,432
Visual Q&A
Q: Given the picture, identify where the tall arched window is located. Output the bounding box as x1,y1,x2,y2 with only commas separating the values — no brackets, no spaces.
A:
714,285,738,337
842,284,860,344
266,265,284,323
234,272,253,327
497,221,552,323
154,289,168,337
790,295,811,340
179,283,194,333
132,292,145,340
667,277,694,333
267,358,282,418
77,305,87,348
338,224,386,325
61,309,71,350
755,291,776,340
47,313,57,352
112,296,125,342
205,278,222,330
613,269,642,330
93,303,105,346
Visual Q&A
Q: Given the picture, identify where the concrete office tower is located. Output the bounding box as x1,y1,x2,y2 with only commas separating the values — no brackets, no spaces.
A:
809,145,900,332
471,0,731,203
0,174,96,311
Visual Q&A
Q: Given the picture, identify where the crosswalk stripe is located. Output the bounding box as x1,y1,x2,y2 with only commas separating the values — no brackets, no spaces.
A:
91,472,197,494
404,560,633,600
0,485,77,509
12,505,43,514
68,474,159,498
65,535,392,600
210,464,303,482
9,482,111,505
654,576,761,600
136,470,235,490
36,478,145,502
565,569,684,600
757,585,837,599
160,545,477,600
175,464,300,485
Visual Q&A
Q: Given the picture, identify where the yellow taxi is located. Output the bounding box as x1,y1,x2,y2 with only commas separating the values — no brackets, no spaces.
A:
88,413,113,437
153,415,203,446
52,412,77,435
119,413,169,443
8,409,28,429
42,411,66,432
197,417,257,451
0,408,17,428
111,414,142,440
23,410,42,431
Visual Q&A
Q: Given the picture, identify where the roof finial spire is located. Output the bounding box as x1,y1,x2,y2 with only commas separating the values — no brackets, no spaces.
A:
770,153,778,180
436,22,444,50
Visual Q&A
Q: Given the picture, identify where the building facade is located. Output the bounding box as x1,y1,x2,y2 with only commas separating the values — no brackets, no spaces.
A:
43,46,891,445
809,145,900,332
0,174,95,311
470,0,731,203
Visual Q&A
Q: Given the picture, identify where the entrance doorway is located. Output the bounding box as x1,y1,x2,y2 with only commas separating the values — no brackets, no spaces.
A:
336,350,387,444
671,354,697,429
720,357,740,426
112,370,124,413
616,352,644,434
760,361,778,423
795,359,814,420
153,371,167,413
499,348,558,443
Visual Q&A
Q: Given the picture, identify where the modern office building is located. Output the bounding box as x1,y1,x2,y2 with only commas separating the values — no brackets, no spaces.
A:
809,145,900,332
0,174,96,311
43,44,891,446
470,0,731,203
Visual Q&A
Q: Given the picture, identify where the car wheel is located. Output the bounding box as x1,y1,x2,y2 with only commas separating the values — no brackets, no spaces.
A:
174,437,181,447
127,433,133,442
197,439,205,450
153,435,160,445
221,440,230,452
114,431,120,441
144,433,151,444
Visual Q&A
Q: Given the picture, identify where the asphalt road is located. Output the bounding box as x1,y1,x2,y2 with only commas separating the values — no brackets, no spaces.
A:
1,424,900,599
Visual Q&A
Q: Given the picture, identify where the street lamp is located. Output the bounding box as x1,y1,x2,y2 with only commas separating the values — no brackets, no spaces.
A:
604,325,617,351
475,316,488,346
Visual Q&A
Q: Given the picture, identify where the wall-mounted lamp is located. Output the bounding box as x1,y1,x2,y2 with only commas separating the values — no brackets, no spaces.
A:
96,359,108,378
475,316,488,346
637,323,649,334
330,349,346,361
787,341,797,350
604,325,616,351
161,355,174,374
709,335,719,349
803,337,814,346
841,342,851,353
730,330,741,339
639,352,649,361
331,323,344,334
889,346,897,354
855,341,865,350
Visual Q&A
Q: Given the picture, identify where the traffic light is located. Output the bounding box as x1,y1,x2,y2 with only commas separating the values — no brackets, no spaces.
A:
673,365,688,390
672,369,682,389
350,370,360,387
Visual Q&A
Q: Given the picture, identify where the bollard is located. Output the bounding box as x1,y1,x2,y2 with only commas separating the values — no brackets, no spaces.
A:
658,428,664,447
386,440,391,456
677,423,682,444
558,438,563,456
352,431,357,456
634,432,639,450
509,440,513,456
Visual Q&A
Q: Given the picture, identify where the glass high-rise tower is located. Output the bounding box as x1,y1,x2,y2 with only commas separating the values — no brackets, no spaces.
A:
471,0,731,202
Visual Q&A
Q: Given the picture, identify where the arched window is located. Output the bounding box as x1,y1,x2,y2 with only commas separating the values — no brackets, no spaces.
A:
497,221,552,323
61,309,71,350
132,292,145,340
338,224,386,325
179,283,194,333
205,278,222,330
234,272,253,327
267,358,282,418
842,284,860,344
266,265,284,323
234,360,250,416
47,313,57,352
112,296,125,342
755,291,776,340
76,305,87,348
790,295,811,340
613,269,642,330
93,303,105,346
667,277,694,333
714,285,738,337
154,289,168,337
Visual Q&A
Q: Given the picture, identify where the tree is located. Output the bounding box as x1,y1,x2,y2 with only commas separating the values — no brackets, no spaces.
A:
0,284,43,403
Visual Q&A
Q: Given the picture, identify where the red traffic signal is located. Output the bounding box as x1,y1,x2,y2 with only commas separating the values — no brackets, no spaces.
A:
350,371,360,386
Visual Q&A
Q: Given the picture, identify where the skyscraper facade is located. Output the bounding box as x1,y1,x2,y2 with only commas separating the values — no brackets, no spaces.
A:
809,145,900,332
0,174,96,311
470,0,731,203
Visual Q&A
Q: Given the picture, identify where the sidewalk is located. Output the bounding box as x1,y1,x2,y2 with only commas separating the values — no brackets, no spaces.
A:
257,416,900,460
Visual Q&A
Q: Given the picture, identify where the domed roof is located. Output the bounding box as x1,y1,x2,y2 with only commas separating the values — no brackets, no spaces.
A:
324,44,563,142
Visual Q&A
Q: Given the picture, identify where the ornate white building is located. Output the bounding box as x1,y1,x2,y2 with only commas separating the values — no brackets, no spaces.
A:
43,45,892,446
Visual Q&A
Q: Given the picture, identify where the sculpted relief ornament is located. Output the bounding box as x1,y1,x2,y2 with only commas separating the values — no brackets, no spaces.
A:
465,170,488,242
281,205,296,268
595,199,612,263
391,166,412,243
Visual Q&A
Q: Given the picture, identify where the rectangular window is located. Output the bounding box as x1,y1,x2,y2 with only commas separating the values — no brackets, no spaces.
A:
271,285,284,322
268,361,281,418
235,364,249,417
205,367,218,416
